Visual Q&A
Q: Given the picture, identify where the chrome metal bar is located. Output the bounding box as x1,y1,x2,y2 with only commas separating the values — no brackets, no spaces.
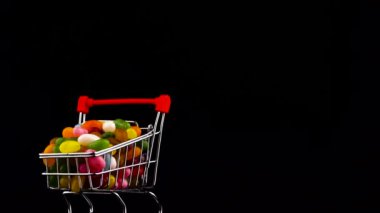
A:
66,158,71,190
112,192,127,213
129,143,137,187
78,112,83,125
75,158,82,190
115,145,122,188
143,125,154,185
94,131,154,156
146,113,161,184
45,162,49,188
148,191,163,213
81,193,94,213
85,158,93,189
124,143,129,185
153,113,165,186
62,191,73,213
41,161,156,176
39,131,156,158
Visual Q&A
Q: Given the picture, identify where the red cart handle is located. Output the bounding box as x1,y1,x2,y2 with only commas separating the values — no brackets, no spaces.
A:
77,94,171,114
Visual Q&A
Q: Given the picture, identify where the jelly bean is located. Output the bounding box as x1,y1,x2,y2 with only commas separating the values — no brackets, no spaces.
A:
102,121,116,133
62,127,76,138
73,125,88,137
106,174,116,189
48,175,58,187
84,149,106,172
114,178,128,189
79,163,89,173
43,144,56,167
116,168,131,179
137,139,149,152
50,137,58,144
133,154,146,164
110,157,117,169
93,174,116,189
118,154,125,166
127,128,137,140
114,119,130,130
102,132,114,139
48,164,57,173
59,140,81,153
86,149,96,153
59,176,69,188
114,128,128,142
87,138,110,151
71,176,86,192
81,120,103,133
54,137,77,153
108,137,120,145
108,144,117,155
90,131,102,137
59,164,68,173
89,157,106,173
131,126,142,137
127,147,141,161
132,166,145,177
48,165,59,188
77,134,100,146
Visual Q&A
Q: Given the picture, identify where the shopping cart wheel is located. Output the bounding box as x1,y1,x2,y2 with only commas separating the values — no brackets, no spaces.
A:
81,193,94,213
62,192,73,213
112,192,127,213
62,191,94,213
146,191,163,213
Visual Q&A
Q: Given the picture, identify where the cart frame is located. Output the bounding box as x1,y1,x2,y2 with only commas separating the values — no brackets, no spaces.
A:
39,95,171,213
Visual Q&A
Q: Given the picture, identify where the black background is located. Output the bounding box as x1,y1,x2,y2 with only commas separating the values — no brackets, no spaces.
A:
2,0,380,212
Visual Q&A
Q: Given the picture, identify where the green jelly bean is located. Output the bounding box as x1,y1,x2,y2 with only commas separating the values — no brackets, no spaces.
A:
49,175,58,187
88,138,110,151
102,132,114,139
114,119,130,130
137,139,149,152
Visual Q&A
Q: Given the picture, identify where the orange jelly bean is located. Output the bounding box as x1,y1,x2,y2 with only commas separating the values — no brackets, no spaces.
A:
131,126,142,137
81,120,103,133
43,144,56,167
62,127,75,138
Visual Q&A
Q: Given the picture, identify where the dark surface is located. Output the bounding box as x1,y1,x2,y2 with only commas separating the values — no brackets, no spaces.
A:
1,0,380,212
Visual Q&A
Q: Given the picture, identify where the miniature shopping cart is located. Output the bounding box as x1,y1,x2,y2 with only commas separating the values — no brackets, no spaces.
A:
39,94,171,213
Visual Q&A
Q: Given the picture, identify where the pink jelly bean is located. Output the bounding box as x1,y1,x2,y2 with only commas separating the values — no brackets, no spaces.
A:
85,149,106,173
73,125,88,137
88,157,105,173
116,168,131,180
114,178,128,189
79,163,89,173
124,168,131,177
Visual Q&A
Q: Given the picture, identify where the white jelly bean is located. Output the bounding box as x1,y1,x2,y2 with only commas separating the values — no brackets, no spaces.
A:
102,121,116,133
77,134,100,146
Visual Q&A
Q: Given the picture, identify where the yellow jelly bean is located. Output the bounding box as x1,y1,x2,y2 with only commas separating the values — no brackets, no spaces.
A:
59,176,69,188
106,175,116,189
127,128,137,140
71,176,86,192
115,128,128,142
108,144,117,155
60,140,81,153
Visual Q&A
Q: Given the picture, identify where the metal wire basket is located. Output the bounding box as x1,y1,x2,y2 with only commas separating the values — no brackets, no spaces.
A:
39,95,171,213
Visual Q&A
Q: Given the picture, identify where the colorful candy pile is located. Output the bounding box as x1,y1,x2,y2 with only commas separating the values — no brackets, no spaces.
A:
42,118,148,192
